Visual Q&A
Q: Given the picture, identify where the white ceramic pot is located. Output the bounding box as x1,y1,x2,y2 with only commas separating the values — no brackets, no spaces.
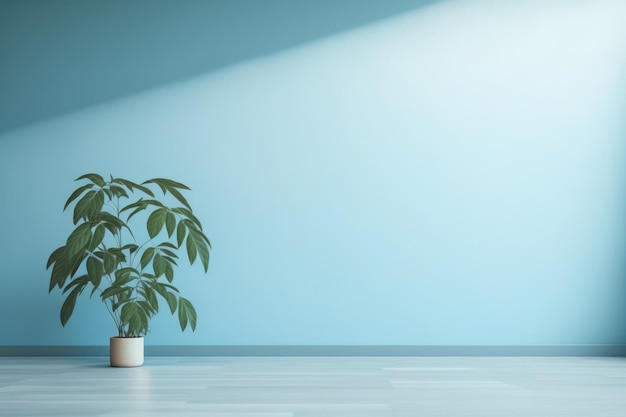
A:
110,336,144,367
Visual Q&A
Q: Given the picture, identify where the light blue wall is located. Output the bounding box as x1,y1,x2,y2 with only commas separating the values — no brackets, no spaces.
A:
1,0,626,346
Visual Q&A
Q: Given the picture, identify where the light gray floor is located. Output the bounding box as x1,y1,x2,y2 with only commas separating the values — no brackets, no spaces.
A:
1,356,626,416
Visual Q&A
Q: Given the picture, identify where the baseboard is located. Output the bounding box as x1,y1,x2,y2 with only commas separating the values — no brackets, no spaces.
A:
1,345,625,356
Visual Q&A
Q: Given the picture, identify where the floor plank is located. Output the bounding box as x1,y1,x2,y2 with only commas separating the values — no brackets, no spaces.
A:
1,356,626,416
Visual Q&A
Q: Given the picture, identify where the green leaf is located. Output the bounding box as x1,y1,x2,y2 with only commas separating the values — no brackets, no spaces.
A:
144,178,192,210
165,186,191,211
47,246,65,270
196,237,210,273
66,223,92,256
138,300,155,316
88,224,106,251
120,302,138,325
86,256,103,283
126,206,145,222
48,246,69,291
178,297,188,331
122,243,139,254
111,289,130,311
103,250,117,274
142,199,167,208
115,267,132,281
165,211,176,237
61,275,89,294
160,282,180,293
140,247,155,270
158,248,178,258
121,301,149,336
185,229,210,272
186,233,197,265
142,283,159,313
101,221,118,235
121,199,164,216
72,190,105,223
99,211,124,225
147,208,167,239
181,219,211,249
114,267,138,286
120,198,146,213
144,178,191,190
68,252,87,279
153,283,178,313
89,283,101,298
158,242,178,249
164,262,174,282
176,221,187,248
172,207,203,230
178,297,197,331
135,309,149,335
188,229,210,272
100,286,128,300
49,258,69,291
63,183,93,211
49,248,87,291
109,185,129,199
153,253,166,277
60,285,83,326
90,277,102,296
107,247,126,261
165,292,177,313
76,173,106,187
116,274,137,287
112,178,155,197
72,190,96,223
162,256,177,267
90,190,105,215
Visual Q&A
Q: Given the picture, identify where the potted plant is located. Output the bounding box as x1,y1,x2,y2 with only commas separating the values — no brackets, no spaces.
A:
46,173,211,367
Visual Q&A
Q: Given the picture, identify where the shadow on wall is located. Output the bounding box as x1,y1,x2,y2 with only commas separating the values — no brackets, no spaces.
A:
0,0,439,132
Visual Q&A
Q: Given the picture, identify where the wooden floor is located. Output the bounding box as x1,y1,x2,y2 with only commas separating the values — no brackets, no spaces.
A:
1,356,626,416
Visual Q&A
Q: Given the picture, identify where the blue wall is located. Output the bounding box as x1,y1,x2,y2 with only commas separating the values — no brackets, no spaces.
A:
1,0,626,346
